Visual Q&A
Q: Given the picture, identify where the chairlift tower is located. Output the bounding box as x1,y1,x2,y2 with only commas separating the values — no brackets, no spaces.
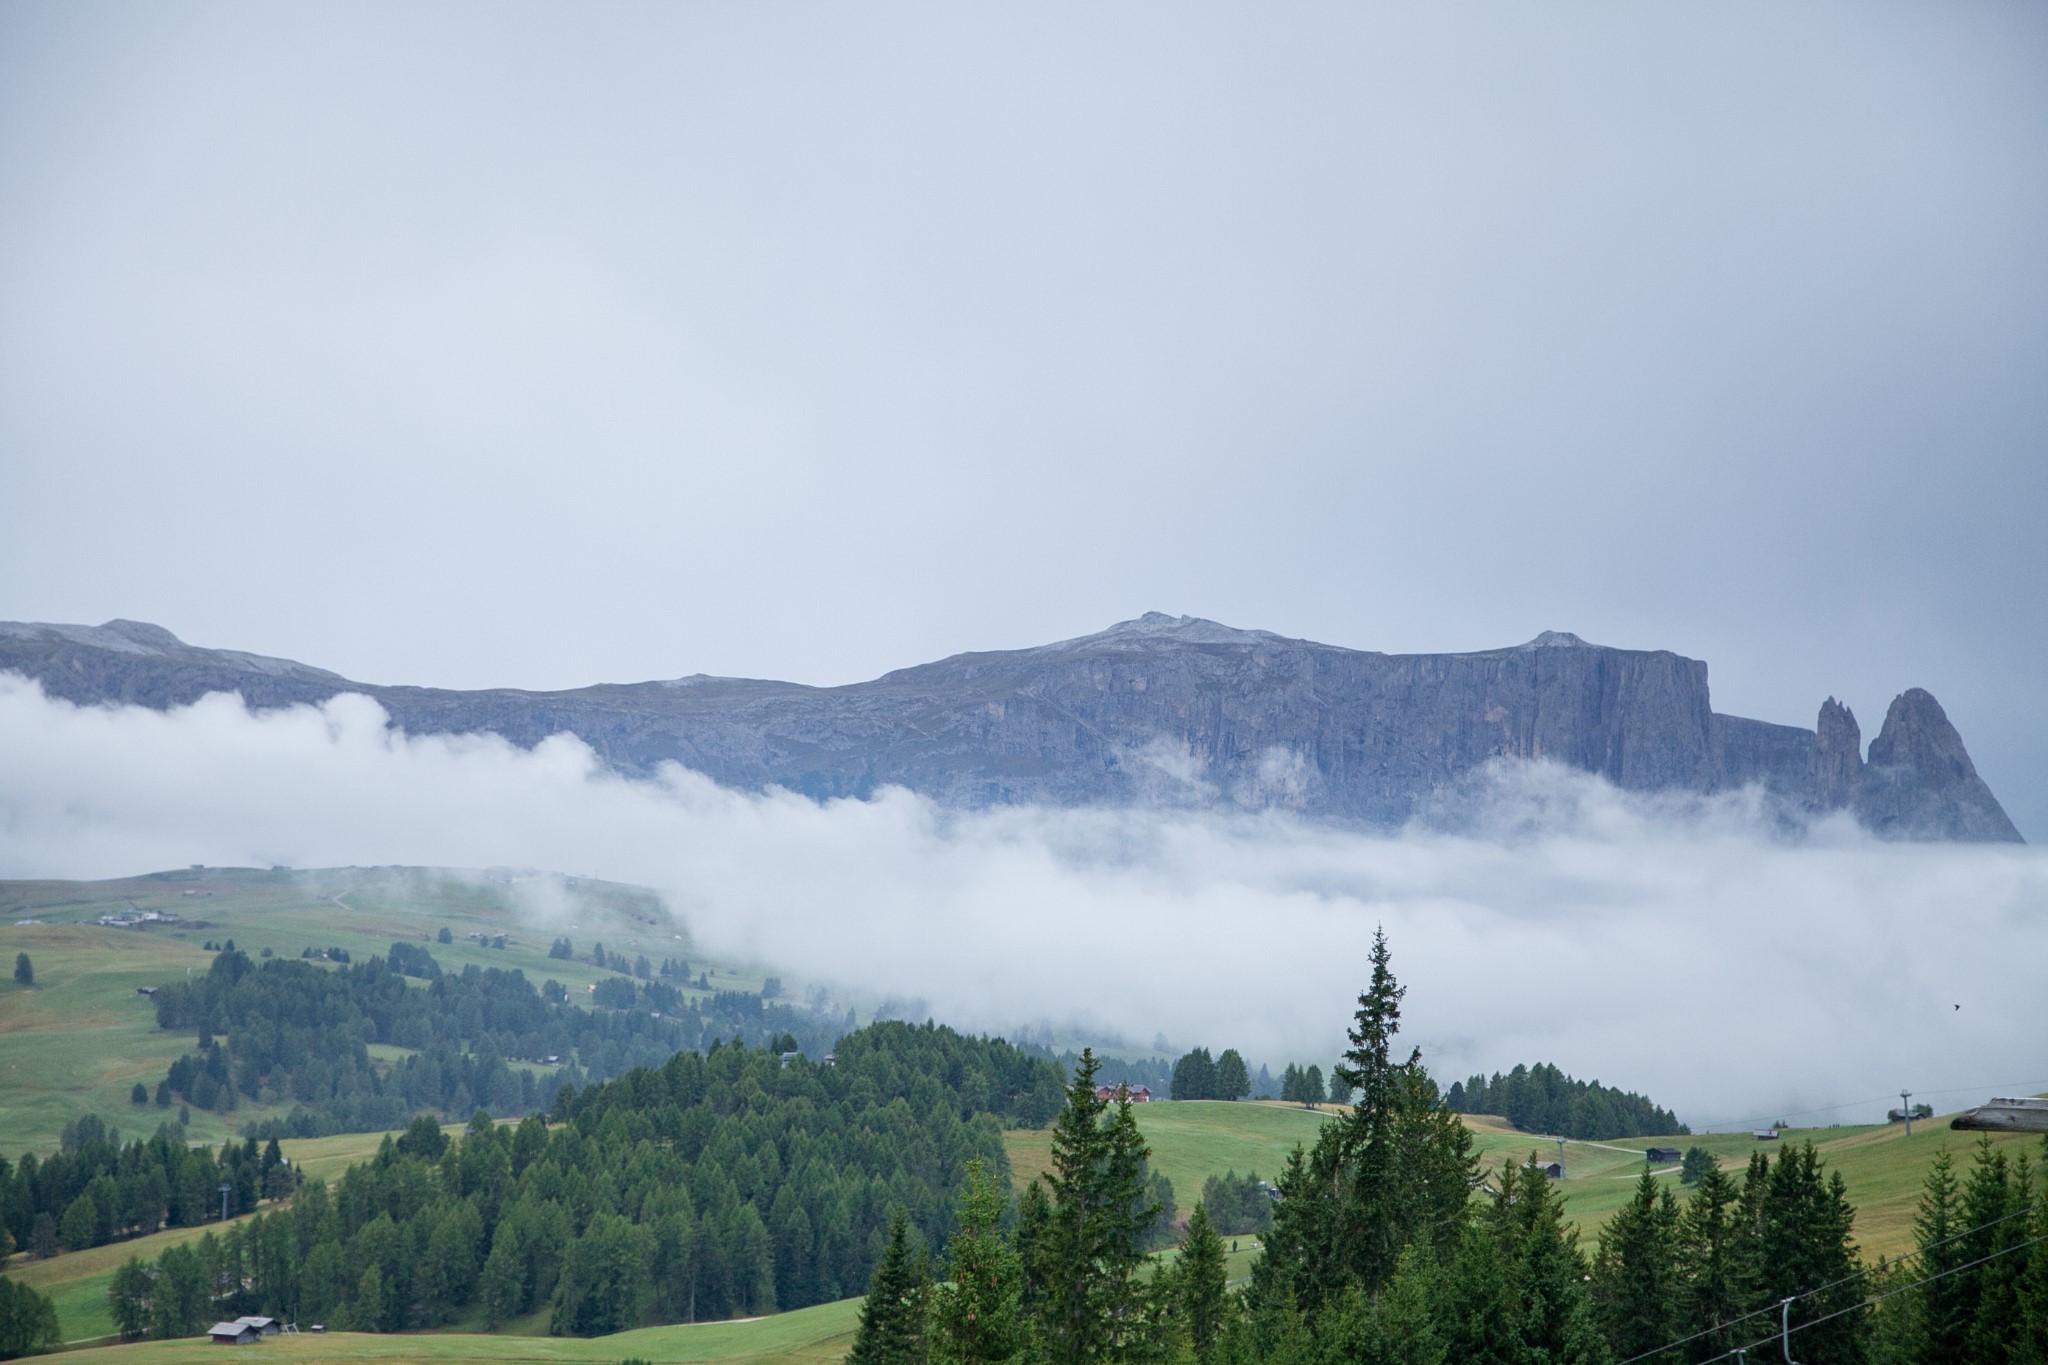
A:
1555,1136,1567,1179
1899,1089,1913,1137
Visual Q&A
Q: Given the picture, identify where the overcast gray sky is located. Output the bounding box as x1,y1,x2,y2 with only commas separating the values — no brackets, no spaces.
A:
2,2,2043,836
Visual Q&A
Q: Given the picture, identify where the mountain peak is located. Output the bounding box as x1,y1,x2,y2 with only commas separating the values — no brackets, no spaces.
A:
1517,630,1598,650
1063,612,1291,649
100,619,187,649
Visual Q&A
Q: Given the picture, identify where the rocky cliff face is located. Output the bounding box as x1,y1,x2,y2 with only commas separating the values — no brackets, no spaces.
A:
0,613,2022,842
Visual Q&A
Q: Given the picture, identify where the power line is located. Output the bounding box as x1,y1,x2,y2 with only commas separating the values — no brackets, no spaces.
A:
1611,1201,2038,1365
1696,1229,2048,1365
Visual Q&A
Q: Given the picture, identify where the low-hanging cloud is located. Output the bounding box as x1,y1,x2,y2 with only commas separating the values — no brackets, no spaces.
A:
2,673,2041,1131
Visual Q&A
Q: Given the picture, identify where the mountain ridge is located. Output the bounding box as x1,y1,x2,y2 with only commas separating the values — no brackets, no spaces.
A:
0,612,2021,842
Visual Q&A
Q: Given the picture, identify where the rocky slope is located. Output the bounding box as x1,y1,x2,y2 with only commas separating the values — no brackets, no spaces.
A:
0,613,2021,841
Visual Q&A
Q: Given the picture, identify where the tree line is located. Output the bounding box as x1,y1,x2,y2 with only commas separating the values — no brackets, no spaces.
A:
1171,1049,1251,1101
1447,1062,1686,1141
1,1115,293,1262
92,1021,1065,1344
143,944,840,1134
1278,1063,1352,1108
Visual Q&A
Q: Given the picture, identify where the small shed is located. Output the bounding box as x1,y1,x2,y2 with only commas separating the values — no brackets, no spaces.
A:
1528,1161,1564,1180
1752,1129,1780,1141
236,1316,280,1336
1645,1147,1682,1163
208,1322,262,1345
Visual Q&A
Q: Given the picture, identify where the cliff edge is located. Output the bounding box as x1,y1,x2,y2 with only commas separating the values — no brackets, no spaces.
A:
0,614,2021,842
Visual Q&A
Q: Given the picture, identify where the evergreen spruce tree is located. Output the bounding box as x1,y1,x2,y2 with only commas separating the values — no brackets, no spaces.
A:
12,953,30,986
1427,1188,1525,1362
2016,1141,2048,1365
1903,1148,1965,1362
1171,1049,1217,1101
1863,1257,1923,1365
1747,1143,1864,1365
1962,1141,2030,1364
1303,1066,1324,1108
850,1209,930,1365
1494,1159,1610,1365
929,1160,1028,1365
1214,1051,1250,1102
1334,926,1415,1290
1675,1161,1752,1362
1175,1203,1229,1360
1326,1068,1352,1107
1593,1169,1681,1363
1250,929,1473,1315
1032,1049,1156,1365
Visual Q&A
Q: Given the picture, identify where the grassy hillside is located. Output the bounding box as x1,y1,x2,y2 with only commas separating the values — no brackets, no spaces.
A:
1005,1099,1334,1200
0,866,777,1154
1496,1113,2048,1258
1003,1099,2047,1262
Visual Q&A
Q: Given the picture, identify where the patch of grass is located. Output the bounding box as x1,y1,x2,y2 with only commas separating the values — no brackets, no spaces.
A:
50,1295,863,1363
1004,1099,1335,1205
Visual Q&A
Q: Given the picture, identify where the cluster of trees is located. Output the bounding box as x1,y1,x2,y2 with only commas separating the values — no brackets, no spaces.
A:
108,1022,1065,1342
0,1276,60,1359
546,938,652,979
1199,1170,1273,1237
1172,1048,1251,1101
1,1116,292,1268
384,941,442,979
847,930,2048,1365
142,946,840,1134
1447,1062,1686,1141
849,1051,1234,1365
1278,1063,1349,1108
299,946,351,963
1863,1139,2048,1364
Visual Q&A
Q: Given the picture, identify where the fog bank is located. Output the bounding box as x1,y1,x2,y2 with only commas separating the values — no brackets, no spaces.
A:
3,676,2041,1129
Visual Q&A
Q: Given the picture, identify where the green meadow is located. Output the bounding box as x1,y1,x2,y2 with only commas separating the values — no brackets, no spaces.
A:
0,866,771,1155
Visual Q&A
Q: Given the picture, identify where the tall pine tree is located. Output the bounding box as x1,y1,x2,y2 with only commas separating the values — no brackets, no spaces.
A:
850,1209,930,1365
1030,1050,1156,1365
1594,1169,1682,1362
929,1160,1028,1365
1175,1203,1229,1361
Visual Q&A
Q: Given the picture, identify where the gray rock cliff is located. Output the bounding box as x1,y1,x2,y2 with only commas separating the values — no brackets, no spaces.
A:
0,613,2021,842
